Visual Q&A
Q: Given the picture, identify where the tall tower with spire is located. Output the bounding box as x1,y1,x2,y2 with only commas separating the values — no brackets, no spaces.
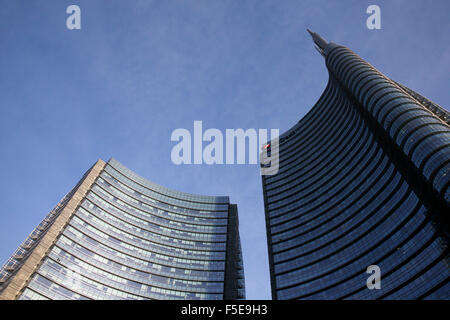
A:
261,30,450,299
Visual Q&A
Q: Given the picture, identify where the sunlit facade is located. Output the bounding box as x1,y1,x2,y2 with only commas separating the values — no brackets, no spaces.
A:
0,158,245,300
262,31,450,300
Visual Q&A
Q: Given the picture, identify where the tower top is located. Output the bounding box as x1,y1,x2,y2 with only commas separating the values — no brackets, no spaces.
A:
307,29,328,57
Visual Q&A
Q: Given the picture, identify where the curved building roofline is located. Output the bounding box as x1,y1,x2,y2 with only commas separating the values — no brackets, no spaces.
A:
107,158,230,204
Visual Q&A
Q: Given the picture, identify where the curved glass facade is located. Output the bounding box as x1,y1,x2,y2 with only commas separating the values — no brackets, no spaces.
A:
263,33,450,300
0,158,245,300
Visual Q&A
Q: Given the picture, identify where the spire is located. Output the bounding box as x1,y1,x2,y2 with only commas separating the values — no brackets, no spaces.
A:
307,29,328,57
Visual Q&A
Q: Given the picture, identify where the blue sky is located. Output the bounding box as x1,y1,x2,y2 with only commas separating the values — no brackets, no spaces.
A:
0,0,449,299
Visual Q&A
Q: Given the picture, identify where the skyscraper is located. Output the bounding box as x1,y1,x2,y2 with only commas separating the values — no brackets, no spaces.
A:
262,31,450,299
0,158,245,300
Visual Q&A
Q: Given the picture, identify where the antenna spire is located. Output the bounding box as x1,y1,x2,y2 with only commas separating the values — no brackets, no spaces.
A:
307,29,328,57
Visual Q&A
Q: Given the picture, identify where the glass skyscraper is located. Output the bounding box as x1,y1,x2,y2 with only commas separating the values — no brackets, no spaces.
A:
262,31,450,299
0,158,245,300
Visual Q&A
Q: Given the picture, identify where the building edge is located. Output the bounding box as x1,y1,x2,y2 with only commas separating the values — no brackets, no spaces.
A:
224,204,246,300
0,159,106,300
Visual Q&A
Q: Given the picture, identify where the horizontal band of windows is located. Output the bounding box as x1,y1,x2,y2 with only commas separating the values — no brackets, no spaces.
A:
394,115,443,148
264,86,347,177
30,272,146,300
334,52,371,86
376,95,431,130
329,53,373,94
275,199,432,296
62,228,223,273
345,67,376,94
264,82,347,167
271,151,395,254
268,144,378,234
88,187,227,236
108,159,229,205
66,221,226,269
326,46,353,71
79,202,225,249
368,89,405,117
281,214,437,299
387,108,433,146
432,162,450,196
100,171,229,218
390,109,436,143
330,47,360,71
265,103,362,194
361,81,405,116
379,255,449,299
270,158,392,250
402,126,450,158
266,126,372,209
345,234,446,300
267,132,382,224
354,74,385,102
104,165,229,213
274,180,415,270
267,149,389,230
71,211,225,261
276,81,336,146
409,132,450,166
336,54,365,80
264,90,360,185
398,84,450,125
267,113,367,196
426,152,450,183
76,204,225,250
56,235,223,282
337,57,377,93
273,177,409,275
421,276,450,300
265,95,356,187
268,94,348,170
86,193,226,239
26,275,93,300
378,99,419,127
331,50,358,73
83,195,226,240
266,120,370,208
422,150,450,185
361,79,399,116
384,105,435,141
91,182,228,225
273,181,412,282
47,249,223,294
19,287,52,300
37,260,219,300
296,205,429,299
356,76,395,108
341,57,381,92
